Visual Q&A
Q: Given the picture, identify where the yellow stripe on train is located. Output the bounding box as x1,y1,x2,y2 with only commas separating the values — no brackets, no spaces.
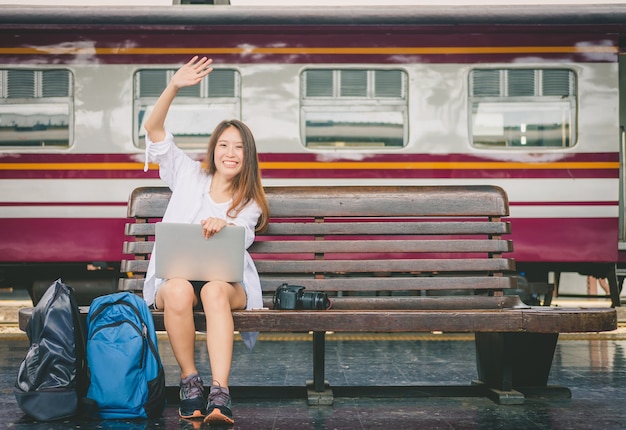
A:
0,161,619,170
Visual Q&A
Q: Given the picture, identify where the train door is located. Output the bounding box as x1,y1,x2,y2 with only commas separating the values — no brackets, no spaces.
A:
617,52,626,292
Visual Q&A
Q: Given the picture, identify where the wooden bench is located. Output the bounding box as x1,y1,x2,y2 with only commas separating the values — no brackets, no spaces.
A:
19,185,617,405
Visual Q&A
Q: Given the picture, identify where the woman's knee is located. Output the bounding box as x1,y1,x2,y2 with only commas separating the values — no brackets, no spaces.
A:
158,279,196,310
200,281,232,310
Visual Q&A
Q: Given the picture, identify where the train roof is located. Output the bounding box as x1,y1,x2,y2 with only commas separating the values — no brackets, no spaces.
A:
2,4,626,26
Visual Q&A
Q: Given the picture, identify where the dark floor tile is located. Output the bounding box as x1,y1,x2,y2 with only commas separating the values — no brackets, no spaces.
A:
3,334,626,429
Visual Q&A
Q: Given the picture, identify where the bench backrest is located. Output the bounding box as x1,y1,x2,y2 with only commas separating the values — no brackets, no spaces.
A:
119,185,518,308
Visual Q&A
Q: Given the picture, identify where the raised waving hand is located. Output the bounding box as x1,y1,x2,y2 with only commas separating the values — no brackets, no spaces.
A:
144,56,213,143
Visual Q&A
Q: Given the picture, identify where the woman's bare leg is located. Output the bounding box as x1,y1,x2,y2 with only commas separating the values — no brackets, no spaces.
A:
156,278,199,378
200,281,246,388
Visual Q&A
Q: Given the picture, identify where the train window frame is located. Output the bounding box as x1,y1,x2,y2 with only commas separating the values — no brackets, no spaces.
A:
469,68,578,149
0,68,74,148
300,68,408,149
133,67,241,150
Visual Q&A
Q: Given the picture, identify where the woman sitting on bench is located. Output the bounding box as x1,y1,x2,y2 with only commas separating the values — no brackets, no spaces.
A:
142,56,269,426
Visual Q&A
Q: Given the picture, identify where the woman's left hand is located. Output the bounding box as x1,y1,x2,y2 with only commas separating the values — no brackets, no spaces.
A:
200,217,227,239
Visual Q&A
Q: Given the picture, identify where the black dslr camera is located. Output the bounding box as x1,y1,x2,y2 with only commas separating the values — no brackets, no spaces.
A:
273,283,331,310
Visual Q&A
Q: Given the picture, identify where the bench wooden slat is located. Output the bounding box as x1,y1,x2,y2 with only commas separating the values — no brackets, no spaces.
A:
123,239,513,255
315,295,528,310
128,185,509,218
125,223,154,236
19,306,616,338
121,260,149,273
118,278,145,292
127,187,171,218
262,221,512,236
254,258,516,273
235,310,525,332
123,241,153,255
263,186,510,217
257,276,518,292
118,275,519,293
121,259,515,273
521,308,619,332
121,258,515,275
125,220,512,237
145,307,614,334
250,239,513,254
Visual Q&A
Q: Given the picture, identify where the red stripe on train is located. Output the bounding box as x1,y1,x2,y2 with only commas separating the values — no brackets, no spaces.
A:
0,217,617,264
0,218,128,262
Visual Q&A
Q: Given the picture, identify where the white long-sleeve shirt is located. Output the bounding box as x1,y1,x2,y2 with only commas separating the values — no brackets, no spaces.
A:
143,130,263,348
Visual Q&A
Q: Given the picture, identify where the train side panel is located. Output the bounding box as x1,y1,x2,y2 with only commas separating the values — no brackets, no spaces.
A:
0,5,622,299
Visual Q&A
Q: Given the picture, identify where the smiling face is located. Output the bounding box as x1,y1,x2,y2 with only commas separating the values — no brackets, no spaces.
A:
213,126,244,180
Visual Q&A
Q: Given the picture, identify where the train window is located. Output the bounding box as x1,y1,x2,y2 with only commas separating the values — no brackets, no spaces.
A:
0,69,73,148
470,68,577,148
134,68,240,149
301,68,407,148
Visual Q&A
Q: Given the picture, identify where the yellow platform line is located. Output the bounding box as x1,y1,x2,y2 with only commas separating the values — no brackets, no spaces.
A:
3,329,624,341
185,330,626,342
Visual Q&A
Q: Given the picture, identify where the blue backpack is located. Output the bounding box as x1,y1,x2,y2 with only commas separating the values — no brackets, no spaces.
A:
85,292,166,419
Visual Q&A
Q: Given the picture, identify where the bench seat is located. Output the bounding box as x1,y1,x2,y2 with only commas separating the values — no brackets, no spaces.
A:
219,307,617,334
19,301,614,335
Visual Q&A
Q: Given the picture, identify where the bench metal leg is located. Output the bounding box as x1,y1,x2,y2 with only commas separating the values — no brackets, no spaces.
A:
475,332,568,404
307,331,333,405
607,264,621,307
312,331,325,392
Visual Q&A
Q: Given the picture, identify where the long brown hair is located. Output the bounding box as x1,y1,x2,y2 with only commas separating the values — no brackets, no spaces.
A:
204,119,269,232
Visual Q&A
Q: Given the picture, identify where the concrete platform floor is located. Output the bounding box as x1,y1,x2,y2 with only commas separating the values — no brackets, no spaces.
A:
2,327,626,429
2,290,626,429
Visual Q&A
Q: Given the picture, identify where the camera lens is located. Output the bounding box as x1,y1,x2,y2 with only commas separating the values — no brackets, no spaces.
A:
300,291,329,310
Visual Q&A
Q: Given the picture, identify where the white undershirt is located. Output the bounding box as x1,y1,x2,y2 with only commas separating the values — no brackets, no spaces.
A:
192,189,232,224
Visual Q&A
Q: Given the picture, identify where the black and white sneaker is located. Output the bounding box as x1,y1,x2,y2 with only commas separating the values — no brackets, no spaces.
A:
204,384,234,426
179,373,206,419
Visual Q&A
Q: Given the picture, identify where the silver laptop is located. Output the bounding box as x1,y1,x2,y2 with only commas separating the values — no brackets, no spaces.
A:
154,222,245,283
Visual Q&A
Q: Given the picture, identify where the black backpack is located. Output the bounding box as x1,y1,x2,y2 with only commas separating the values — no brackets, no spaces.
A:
14,279,89,421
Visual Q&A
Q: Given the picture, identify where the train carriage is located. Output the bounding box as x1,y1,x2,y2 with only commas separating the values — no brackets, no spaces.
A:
0,3,623,304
